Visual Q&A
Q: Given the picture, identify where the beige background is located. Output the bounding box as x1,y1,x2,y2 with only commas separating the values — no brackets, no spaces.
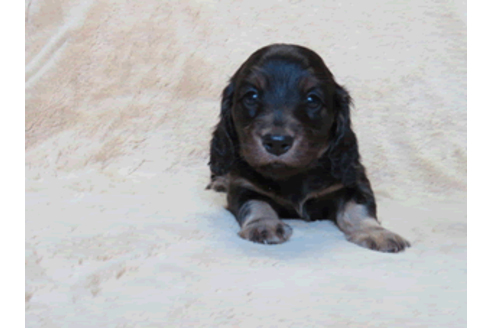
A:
26,0,466,327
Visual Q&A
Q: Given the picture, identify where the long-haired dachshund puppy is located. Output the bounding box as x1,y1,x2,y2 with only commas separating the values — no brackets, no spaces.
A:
207,44,410,253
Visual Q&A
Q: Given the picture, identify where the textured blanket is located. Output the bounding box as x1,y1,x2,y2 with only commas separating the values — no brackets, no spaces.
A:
26,0,466,326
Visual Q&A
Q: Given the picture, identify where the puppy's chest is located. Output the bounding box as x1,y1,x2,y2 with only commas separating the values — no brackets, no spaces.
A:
261,177,343,218
232,168,342,219
269,180,313,204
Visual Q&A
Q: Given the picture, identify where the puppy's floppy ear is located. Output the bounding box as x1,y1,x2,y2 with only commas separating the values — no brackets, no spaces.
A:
322,84,360,186
333,85,352,143
209,82,238,176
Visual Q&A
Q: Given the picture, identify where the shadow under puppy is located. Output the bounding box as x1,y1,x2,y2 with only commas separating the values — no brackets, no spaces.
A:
207,44,410,253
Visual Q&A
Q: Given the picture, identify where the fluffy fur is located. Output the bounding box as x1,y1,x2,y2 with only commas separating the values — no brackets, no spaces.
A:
208,44,409,252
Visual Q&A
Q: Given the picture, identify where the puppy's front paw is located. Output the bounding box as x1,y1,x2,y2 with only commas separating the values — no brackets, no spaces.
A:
239,218,292,245
346,227,410,253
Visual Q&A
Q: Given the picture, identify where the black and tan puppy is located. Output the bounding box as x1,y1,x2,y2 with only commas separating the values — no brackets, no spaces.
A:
207,44,410,253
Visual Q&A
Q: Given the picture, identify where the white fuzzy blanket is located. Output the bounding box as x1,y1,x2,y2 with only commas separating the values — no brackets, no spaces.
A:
26,0,466,326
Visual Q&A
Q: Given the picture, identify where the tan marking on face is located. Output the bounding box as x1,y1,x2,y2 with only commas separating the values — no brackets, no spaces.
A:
236,90,328,173
298,75,319,93
245,68,268,90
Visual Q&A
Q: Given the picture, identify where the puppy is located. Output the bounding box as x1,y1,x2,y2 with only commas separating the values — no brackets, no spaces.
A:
207,44,410,253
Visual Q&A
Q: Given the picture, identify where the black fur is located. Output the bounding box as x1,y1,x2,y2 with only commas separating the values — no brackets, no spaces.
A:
209,83,237,176
207,44,409,252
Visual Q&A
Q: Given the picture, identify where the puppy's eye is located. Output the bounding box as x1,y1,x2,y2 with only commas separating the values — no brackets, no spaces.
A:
306,94,322,109
243,91,259,106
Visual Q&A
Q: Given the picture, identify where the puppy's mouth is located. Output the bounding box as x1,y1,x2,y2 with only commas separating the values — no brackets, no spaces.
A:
266,162,287,168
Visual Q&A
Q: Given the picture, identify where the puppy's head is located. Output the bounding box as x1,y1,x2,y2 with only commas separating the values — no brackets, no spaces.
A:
210,44,353,180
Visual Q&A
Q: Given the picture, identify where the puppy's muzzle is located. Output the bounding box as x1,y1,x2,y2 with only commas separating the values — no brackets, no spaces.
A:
261,134,294,156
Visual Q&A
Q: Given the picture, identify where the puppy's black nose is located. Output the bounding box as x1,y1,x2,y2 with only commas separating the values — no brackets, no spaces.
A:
262,134,294,156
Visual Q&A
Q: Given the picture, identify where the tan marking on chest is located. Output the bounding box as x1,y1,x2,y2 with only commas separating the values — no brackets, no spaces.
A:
298,183,344,214
232,177,294,209
232,177,344,219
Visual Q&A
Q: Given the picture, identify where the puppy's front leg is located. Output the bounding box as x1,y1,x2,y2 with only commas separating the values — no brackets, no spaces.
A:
337,201,410,253
234,200,293,245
